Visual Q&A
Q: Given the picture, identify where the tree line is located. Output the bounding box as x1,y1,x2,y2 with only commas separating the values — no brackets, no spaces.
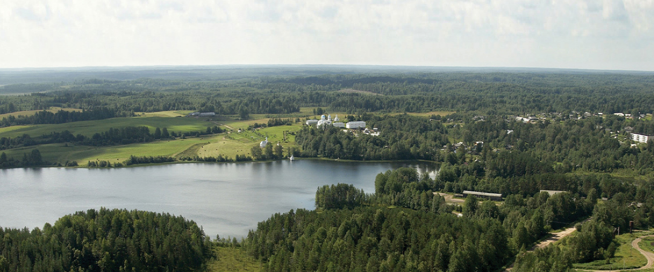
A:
0,208,212,271
0,126,222,150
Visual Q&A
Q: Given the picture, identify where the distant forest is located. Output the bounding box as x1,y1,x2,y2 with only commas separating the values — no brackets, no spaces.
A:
2,72,654,120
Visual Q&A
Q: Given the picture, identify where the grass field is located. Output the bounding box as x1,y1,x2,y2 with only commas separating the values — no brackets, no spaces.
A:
573,233,648,270
640,236,654,253
0,112,303,165
0,116,215,138
196,124,302,159
0,107,81,119
133,110,193,117
207,247,261,272
1,136,219,165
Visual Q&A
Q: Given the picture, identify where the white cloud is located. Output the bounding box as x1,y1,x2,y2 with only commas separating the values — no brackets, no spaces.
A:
0,0,652,70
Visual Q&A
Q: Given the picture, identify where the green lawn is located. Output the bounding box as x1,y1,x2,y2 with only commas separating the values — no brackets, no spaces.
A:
208,247,261,272
573,233,648,270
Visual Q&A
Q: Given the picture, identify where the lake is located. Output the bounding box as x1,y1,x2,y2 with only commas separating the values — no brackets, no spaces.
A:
0,160,438,238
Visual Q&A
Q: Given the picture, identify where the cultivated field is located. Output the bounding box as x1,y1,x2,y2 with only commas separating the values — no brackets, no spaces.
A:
0,107,81,119
1,112,304,165
0,116,215,138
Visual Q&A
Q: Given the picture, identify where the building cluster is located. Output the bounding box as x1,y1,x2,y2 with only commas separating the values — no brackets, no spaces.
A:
515,116,539,123
306,115,366,129
507,111,650,124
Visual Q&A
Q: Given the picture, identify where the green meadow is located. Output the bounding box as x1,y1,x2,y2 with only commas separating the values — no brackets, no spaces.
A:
0,107,81,119
1,112,303,166
0,116,215,138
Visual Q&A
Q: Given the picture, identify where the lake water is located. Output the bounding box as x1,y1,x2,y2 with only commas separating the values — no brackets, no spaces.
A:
0,160,437,238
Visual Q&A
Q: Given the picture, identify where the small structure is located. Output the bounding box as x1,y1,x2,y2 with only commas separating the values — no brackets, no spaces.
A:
346,121,366,129
632,133,650,143
462,190,502,201
260,137,268,148
540,190,567,196
187,112,215,117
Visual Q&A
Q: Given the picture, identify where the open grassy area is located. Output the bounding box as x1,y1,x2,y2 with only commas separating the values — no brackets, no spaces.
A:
640,236,654,253
573,233,648,270
0,112,303,165
0,116,215,138
207,247,261,272
1,136,219,166
196,123,302,159
0,107,81,119
134,110,193,117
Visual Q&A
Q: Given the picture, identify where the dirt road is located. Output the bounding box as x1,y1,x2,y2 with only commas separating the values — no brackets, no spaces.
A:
505,219,589,271
532,225,579,250
435,192,464,204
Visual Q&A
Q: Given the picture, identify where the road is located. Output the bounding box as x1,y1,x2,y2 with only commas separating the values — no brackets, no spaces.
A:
531,225,579,250
505,218,589,271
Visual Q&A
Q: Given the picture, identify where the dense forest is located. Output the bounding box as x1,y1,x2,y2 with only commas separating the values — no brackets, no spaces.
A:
0,208,212,272
245,167,653,271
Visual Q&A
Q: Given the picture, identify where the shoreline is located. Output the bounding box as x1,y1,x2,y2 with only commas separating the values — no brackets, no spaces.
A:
1,157,441,170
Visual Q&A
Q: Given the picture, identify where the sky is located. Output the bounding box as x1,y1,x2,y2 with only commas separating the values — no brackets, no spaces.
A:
1,0,654,71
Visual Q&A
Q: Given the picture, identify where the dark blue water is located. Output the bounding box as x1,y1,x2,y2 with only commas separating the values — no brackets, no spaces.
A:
0,160,437,238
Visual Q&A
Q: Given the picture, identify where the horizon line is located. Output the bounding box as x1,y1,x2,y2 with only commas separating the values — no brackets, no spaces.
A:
0,64,653,74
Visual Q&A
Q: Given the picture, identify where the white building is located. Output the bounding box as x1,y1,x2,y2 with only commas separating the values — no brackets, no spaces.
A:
317,114,332,128
346,121,366,129
333,122,345,128
260,137,268,148
632,133,650,143
199,112,216,117
306,119,318,126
